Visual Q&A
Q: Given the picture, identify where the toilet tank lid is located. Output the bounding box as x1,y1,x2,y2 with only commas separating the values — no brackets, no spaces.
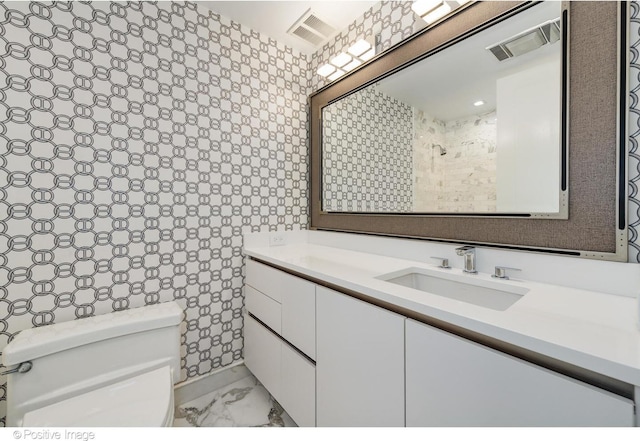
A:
3,302,183,366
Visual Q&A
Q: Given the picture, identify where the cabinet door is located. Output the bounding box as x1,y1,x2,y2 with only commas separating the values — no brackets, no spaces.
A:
281,343,316,427
316,287,405,427
244,315,282,402
406,319,635,427
281,277,316,360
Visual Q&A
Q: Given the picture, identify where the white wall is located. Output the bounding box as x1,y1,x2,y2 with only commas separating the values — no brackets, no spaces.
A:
496,55,561,213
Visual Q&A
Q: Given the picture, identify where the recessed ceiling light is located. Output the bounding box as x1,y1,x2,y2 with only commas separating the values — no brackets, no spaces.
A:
473,100,485,107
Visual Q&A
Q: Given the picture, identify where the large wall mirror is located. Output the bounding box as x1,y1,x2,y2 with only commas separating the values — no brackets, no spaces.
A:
322,1,565,216
310,1,628,261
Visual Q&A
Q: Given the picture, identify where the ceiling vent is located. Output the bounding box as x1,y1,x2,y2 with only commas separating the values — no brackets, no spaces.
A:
487,18,561,61
287,9,337,47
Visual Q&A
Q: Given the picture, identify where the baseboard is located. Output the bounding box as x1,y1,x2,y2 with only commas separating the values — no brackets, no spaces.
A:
174,361,251,406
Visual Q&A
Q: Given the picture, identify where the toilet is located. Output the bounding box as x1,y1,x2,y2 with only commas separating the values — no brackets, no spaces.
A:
2,302,182,427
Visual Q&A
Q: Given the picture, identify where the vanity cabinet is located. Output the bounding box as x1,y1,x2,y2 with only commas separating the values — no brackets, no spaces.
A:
315,286,405,427
244,258,636,427
405,319,635,426
244,260,316,427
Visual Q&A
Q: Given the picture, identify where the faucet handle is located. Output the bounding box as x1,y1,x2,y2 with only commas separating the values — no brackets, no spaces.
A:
455,246,475,255
430,256,450,269
492,266,521,280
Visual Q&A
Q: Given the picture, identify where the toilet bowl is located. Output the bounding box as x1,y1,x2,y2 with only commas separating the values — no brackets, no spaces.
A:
2,302,182,427
23,366,174,427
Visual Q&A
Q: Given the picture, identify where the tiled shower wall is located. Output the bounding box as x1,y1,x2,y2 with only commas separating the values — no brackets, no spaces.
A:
413,110,497,213
0,0,309,420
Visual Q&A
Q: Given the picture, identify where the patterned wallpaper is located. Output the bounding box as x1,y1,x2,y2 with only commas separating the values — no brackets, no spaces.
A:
629,1,640,263
322,86,413,212
0,0,309,420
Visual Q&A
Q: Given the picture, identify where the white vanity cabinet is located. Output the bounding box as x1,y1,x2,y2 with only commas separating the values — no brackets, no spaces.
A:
405,319,635,426
315,286,405,427
244,257,636,427
243,260,316,427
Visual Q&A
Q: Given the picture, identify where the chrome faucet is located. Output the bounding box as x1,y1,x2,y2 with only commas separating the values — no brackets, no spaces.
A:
455,246,477,274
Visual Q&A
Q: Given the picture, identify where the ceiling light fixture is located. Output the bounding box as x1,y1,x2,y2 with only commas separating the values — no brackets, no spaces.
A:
330,52,353,68
316,64,336,77
343,59,362,72
412,0,470,25
347,39,372,57
327,70,345,81
317,38,377,80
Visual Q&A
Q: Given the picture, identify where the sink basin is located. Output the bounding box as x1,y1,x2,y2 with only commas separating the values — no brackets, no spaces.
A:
377,267,529,311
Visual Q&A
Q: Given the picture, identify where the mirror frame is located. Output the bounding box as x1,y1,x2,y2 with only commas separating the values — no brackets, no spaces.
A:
309,1,628,261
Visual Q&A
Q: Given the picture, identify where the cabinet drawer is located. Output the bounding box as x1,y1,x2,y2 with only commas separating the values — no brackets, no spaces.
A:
246,259,314,304
281,343,316,427
244,315,281,401
245,285,281,334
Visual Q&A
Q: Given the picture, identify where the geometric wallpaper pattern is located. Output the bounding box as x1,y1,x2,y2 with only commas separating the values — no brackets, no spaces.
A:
322,86,413,212
628,1,640,263
0,1,309,423
0,0,638,427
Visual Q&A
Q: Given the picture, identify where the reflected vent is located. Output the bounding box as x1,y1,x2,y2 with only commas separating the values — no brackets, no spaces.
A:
487,18,561,61
287,9,337,46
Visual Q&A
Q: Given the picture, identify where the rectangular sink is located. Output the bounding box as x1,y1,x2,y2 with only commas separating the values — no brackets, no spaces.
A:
377,267,529,311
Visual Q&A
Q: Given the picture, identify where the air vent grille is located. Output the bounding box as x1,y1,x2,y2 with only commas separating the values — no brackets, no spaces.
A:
487,18,561,62
303,15,335,37
292,27,324,46
287,9,337,47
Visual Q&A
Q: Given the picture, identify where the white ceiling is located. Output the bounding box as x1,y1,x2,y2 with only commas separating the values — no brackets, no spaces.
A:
197,1,378,54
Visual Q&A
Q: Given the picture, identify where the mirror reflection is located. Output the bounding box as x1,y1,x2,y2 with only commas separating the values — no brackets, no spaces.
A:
321,1,563,214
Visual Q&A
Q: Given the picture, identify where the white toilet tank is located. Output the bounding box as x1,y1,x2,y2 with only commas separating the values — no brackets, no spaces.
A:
3,302,182,427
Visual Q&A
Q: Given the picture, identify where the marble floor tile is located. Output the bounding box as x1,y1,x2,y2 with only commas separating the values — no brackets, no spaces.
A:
173,375,297,427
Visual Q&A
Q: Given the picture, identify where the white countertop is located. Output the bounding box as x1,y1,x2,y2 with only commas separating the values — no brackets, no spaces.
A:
244,239,640,387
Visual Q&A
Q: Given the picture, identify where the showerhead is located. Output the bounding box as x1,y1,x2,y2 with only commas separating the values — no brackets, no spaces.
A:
433,144,446,156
